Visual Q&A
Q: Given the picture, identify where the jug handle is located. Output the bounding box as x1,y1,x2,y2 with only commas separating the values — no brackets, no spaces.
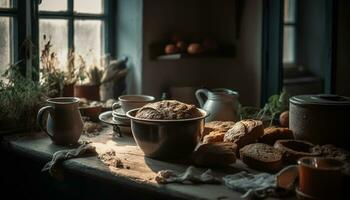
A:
195,89,209,108
37,106,54,139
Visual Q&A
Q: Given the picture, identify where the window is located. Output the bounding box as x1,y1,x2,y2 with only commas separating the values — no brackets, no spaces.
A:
0,0,17,79
283,0,297,64
38,0,107,70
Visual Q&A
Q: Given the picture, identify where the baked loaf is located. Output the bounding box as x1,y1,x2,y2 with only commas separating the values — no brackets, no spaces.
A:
135,100,202,120
240,143,283,172
224,120,264,153
202,121,236,137
259,127,294,145
274,139,321,164
192,143,237,167
203,131,226,144
202,121,235,143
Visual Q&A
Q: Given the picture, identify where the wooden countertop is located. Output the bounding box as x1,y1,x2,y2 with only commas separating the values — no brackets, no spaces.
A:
1,127,296,200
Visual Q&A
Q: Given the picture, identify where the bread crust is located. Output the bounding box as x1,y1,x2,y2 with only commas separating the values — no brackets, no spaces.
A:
240,143,283,172
192,143,237,167
224,120,264,153
201,121,235,142
259,127,294,145
135,100,202,120
274,139,321,164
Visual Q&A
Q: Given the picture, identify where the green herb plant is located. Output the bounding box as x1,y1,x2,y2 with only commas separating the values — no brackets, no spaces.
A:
0,62,48,131
240,90,290,125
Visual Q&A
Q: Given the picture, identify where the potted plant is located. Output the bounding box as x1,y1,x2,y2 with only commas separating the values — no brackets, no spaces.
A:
74,55,128,101
73,55,101,101
0,63,48,134
40,36,79,97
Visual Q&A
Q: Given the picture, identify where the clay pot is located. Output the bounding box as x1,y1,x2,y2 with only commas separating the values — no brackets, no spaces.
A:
79,106,102,122
62,83,75,97
297,157,345,199
74,85,100,101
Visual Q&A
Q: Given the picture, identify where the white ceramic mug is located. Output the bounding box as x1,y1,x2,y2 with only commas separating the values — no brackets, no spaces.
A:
114,95,155,113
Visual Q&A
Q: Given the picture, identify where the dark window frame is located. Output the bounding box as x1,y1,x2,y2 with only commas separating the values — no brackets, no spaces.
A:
283,0,298,65
0,0,19,65
37,0,115,63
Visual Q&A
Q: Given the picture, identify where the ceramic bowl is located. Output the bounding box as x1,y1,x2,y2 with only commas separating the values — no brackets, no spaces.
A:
126,108,208,160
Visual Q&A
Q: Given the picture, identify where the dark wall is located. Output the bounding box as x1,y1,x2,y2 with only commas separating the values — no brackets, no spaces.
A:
296,0,327,79
336,0,350,96
141,0,263,106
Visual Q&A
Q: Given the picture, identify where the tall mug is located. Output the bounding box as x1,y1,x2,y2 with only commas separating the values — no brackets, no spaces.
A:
37,97,83,145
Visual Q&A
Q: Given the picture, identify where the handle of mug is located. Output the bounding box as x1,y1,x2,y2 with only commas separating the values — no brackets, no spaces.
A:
112,101,121,110
37,106,54,139
195,89,209,108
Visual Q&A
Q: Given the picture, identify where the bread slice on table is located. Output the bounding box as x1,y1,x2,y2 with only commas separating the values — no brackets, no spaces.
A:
202,121,235,138
192,142,237,167
224,119,264,154
203,131,226,144
240,143,283,172
259,127,294,145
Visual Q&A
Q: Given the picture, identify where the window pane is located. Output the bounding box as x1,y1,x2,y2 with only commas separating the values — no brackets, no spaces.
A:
39,19,68,70
0,0,11,8
283,26,296,63
284,0,296,23
39,0,67,12
0,17,11,80
74,20,103,67
74,0,103,14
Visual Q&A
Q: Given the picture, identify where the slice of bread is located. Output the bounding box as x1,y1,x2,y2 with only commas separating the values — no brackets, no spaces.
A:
202,121,235,138
240,143,283,172
203,131,226,143
192,142,237,167
259,127,294,145
224,120,264,154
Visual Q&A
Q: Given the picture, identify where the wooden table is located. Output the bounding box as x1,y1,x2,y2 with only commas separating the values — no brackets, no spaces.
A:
1,127,296,200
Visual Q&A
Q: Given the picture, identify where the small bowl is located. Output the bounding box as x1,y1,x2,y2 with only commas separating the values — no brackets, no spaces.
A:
79,106,102,122
126,108,209,160
118,95,155,113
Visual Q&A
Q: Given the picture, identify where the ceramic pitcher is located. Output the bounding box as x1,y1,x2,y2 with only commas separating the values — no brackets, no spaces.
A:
195,88,239,122
37,97,83,145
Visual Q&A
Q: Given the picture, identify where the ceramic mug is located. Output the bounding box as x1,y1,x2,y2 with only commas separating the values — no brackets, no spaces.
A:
297,157,345,199
37,97,84,145
113,95,155,113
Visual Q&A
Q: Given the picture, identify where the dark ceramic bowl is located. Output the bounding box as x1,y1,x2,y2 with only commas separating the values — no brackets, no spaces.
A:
126,108,209,160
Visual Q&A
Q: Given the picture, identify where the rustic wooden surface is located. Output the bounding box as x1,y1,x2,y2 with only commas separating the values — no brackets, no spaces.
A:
1,127,296,200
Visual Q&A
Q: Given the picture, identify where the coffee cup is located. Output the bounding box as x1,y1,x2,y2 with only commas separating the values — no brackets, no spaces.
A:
297,157,345,199
114,95,155,113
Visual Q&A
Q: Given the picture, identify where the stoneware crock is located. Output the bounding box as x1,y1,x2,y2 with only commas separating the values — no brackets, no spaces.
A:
37,97,83,145
289,94,350,149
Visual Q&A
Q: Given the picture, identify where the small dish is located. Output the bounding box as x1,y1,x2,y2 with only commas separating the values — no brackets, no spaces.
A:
99,111,131,136
112,106,127,117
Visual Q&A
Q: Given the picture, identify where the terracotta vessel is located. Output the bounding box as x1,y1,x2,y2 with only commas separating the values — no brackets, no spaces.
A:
74,85,100,101
37,97,83,145
297,157,345,199
62,83,75,97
